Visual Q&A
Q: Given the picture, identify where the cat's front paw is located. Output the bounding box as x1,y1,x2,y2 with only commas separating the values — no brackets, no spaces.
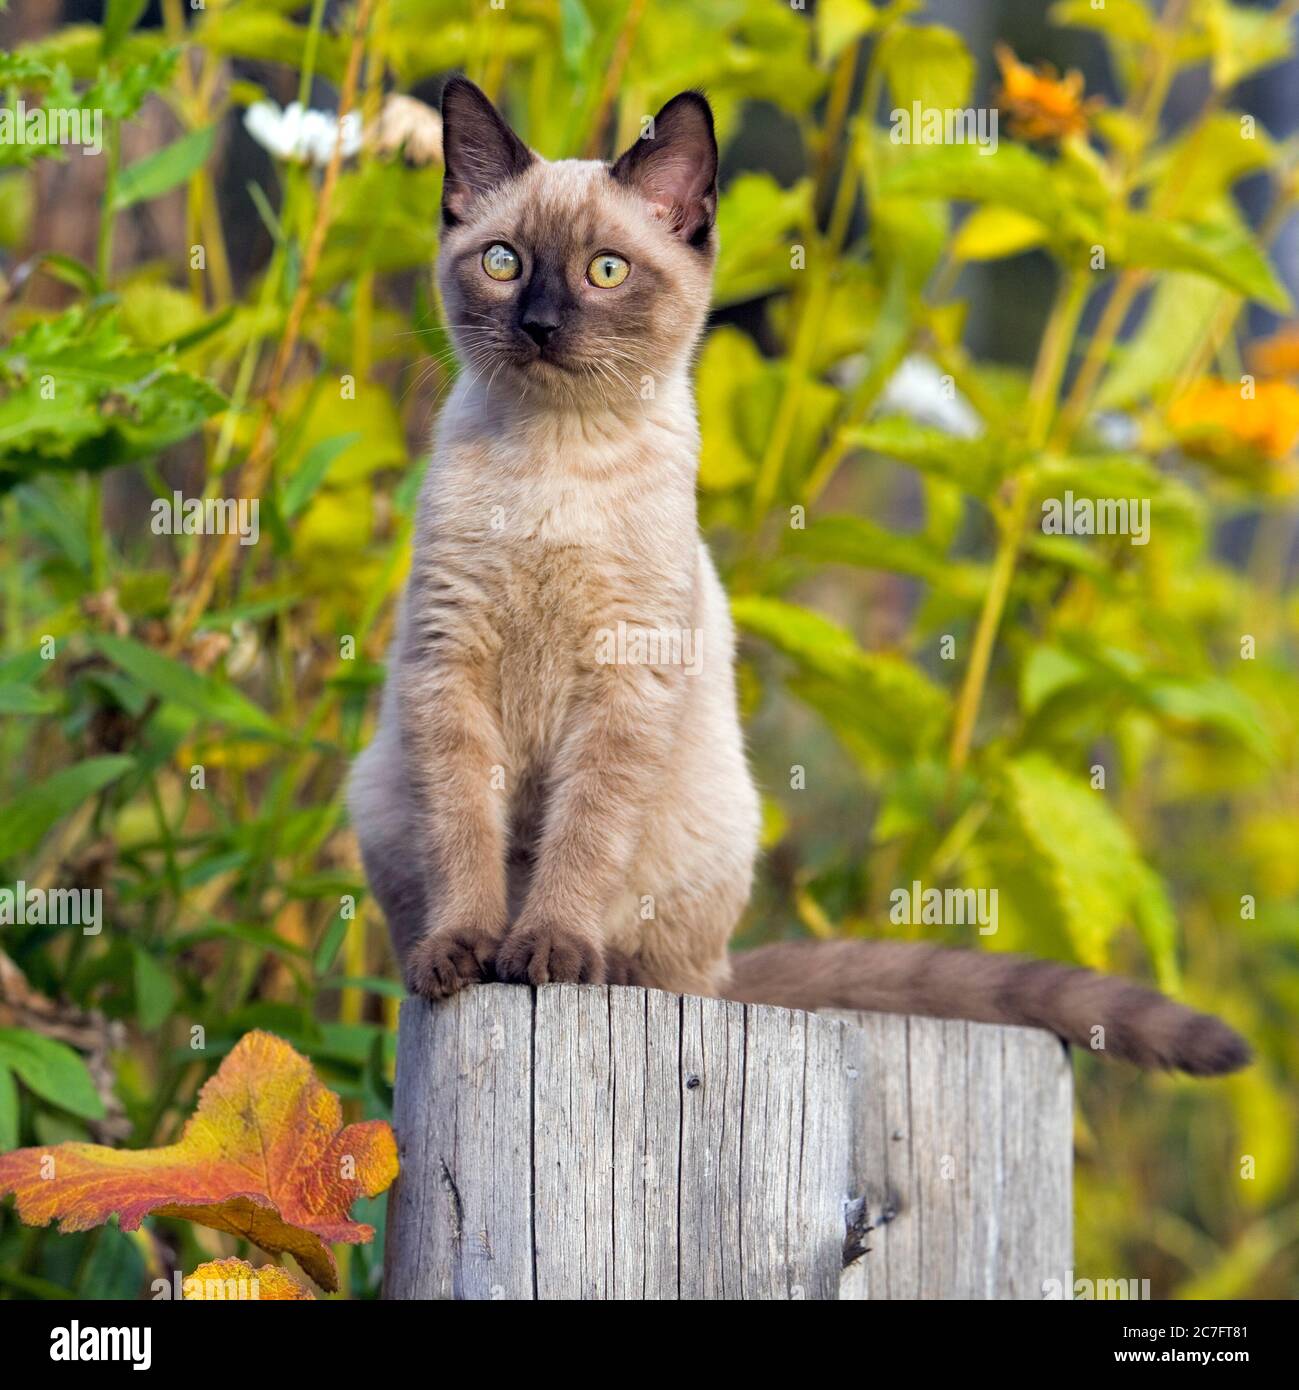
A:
407,924,500,999
602,948,648,987
495,920,603,986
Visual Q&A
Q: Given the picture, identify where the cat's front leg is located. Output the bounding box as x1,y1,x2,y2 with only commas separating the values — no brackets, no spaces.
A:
496,654,684,985
400,656,510,999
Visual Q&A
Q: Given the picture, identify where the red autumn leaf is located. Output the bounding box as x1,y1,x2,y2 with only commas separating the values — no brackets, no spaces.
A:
0,1030,397,1291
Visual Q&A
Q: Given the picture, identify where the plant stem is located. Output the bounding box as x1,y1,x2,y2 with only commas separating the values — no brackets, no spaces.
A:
95,120,120,284
87,476,106,591
749,32,878,527
1056,0,1192,434
170,0,378,650
947,271,1088,778
582,0,646,157
814,42,858,206
4,494,20,652
751,261,827,521
298,0,330,108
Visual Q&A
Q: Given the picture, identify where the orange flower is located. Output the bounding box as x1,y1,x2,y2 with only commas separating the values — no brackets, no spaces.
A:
994,44,1098,143
1168,378,1299,477
1248,325,1299,379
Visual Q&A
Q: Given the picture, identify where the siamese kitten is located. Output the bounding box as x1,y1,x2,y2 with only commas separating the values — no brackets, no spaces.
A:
349,78,1248,1076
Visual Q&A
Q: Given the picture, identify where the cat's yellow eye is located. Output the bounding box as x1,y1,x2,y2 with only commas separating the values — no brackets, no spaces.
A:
587,253,629,288
482,244,521,281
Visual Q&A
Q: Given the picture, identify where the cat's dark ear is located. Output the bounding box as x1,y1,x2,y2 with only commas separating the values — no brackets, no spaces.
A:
439,76,534,226
610,92,718,247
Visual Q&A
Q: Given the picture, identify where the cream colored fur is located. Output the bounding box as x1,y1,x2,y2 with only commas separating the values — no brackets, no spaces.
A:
349,98,759,998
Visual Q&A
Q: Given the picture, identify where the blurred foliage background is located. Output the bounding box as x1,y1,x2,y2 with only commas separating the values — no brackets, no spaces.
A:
0,0,1297,1298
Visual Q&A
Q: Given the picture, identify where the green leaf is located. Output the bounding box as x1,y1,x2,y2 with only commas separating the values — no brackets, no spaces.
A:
995,754,1168,969
103,0,148,58
117,282,207,350
280,380,407,485
0,306,225,487
175,920,311,961
696,327,762,490
1049,0,1156,44
846,417,1015,496
93,46,181,122
733,594,882,679
0,756,134,858
695,326,838,496
1094,273,1224,410
317,162,443,290
1119,215,1291,313
1032,451,1205,532
558,0,594,76
1131,863,1180,994
195,12,348,84
0,1066,17,1152
0,682,58,715
816,0,879,62
0,1029,105,1121
282,432,361,519
1148,111,1275,218
713,175,811,308
88,633,284,740
1021,643,1093,715
871,193,949,291
784,514,988,600
163,304,236,356
1020,636,1271,758
731,595,948,765
314,913,350,975
81,1225,147,1300
0,53,53,84
879,139,1105,253
0,169,34,249
37,252,101,297
1203,0,1294,88
878,24,974,110
1141,676,1272,759
112,125,215,211
319,975,406,999
132,946,178,1032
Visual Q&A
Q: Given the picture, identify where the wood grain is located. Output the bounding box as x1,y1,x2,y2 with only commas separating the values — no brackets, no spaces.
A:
834,1012,1073,1300
385,986,1072,1300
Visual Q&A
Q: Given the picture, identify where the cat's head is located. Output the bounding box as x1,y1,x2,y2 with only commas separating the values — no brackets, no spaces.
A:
435,77,718,406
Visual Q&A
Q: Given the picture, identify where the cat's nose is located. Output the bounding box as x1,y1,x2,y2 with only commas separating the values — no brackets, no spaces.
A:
520,312,560,348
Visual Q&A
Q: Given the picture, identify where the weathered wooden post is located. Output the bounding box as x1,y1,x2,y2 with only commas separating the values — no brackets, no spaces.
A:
834,1012,1072,1299
385,984,1072,1300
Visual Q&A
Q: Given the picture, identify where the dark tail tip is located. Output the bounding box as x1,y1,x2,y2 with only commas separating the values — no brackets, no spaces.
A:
1173,1015,1252,1076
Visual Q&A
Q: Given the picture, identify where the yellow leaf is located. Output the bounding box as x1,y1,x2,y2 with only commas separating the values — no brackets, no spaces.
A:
953,206,1048,261
184,1257,316,1300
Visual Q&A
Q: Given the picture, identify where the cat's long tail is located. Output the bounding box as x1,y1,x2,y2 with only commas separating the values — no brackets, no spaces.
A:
723,940,1249,1076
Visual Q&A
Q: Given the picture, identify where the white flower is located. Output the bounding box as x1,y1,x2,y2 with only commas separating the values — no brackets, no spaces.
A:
1094,411,1139,450
243,100,364,167
880,355,982,438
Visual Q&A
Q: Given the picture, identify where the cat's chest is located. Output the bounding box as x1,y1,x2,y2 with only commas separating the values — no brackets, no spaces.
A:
432,468,662,627
419,437,695,749
495,543,607,655
490,548,592,738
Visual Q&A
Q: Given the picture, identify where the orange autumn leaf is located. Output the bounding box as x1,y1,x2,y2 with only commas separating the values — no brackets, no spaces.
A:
994,43,1099,143
185,1257,315,1300
0,1031,397,1292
